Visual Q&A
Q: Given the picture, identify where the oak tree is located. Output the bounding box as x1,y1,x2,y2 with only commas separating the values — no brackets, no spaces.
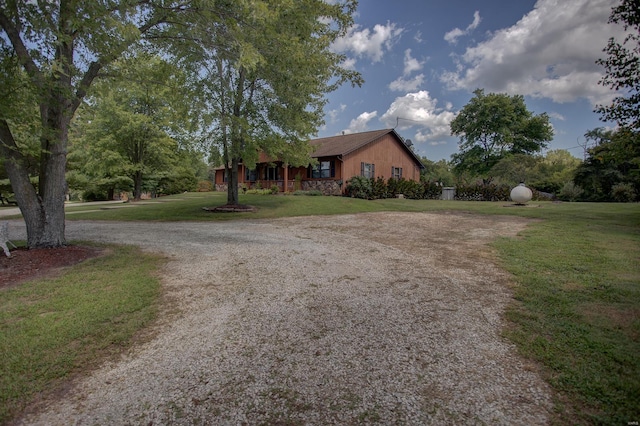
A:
450,89,553,180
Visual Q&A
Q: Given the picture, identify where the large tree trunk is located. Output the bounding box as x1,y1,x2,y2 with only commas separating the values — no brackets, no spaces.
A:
225,66,245,207
1,0,169,248
227,157,240,205
133,170,143,201
0,119,67,248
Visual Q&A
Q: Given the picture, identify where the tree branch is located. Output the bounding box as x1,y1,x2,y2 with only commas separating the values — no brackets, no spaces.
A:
72,9,170,113
0,10,45,89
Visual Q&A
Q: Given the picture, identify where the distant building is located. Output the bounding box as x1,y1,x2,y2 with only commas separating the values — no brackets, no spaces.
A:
214,129,425,195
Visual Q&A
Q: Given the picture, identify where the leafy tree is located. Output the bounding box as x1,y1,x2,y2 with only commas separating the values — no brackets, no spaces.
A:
0,53,39,184
420,157,454,186
70,54,194,201
450,89,553,181
574,128,640,201
529,149,581,194
488,149,581,195
489,154,539,187
487,150,581,195
189,0,362,206
0,1,229,248
595,0,640,130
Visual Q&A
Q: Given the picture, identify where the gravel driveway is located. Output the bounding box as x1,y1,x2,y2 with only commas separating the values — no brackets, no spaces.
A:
10,212,552,425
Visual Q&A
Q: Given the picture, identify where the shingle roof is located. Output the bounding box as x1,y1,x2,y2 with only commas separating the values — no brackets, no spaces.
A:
309,129,393,157
309,128,424,168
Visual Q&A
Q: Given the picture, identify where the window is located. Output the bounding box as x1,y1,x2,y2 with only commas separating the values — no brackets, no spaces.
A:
245,168,257,181
361,162,375,178
391,167,402,180
265,166,279,181
309,160,335,178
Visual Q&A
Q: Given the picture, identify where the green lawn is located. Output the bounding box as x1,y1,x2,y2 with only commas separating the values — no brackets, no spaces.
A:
0,245,163,423
2,192,638,424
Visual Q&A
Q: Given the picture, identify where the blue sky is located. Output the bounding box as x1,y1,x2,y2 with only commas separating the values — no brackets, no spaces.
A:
320,0,626,161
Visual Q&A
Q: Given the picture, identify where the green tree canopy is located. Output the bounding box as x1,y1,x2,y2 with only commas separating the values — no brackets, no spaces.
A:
574,128,640,201
488,149,581,194
450,89,554,180
420,157,454,186
529,149,581,194
596,0,640,130
69,53,197,200
186,0,362,205
0,1,245,247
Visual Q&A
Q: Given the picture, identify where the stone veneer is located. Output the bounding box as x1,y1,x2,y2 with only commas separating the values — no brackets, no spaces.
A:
301,180,342,196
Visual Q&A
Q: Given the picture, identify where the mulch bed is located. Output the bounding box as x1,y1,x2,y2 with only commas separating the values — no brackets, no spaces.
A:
0,245,104,290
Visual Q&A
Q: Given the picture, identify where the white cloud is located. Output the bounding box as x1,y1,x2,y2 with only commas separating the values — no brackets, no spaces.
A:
380,91,456,142
469,11,481,30
331,21,403,63
414,30,423,43
388,50,425,92
444,11,481,45
549,112,566,121
389,74,425,92
327,104,347,123
403,49,423,75
340,57,357,70
441,0,626,106
344,111,378,134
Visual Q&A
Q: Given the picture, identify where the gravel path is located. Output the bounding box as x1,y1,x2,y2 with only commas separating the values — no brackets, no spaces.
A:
9,212,552,425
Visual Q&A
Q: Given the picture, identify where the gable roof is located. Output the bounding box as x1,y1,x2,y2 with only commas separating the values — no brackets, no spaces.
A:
309,129,425,169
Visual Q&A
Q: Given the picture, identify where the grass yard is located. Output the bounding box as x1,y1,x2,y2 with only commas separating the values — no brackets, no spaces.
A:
0,245,163,424
494,205,640,424
1,192,638,424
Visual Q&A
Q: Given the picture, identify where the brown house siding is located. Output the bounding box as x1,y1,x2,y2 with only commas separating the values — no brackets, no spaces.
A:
342,133,420,181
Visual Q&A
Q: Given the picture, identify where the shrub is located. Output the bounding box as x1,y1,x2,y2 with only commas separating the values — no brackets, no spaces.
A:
345,176,372,199
197,180,213,192
245,189,271,195
371,177,388,199
422,181,442,200
82,187,109,201
558,181,584,202
532,189,555,201
454,183,510,201
611,182,637,202
158,173,198,195
270,184,279,194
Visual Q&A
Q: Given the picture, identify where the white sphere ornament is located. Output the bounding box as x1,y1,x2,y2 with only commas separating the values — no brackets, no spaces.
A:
510,183,533,204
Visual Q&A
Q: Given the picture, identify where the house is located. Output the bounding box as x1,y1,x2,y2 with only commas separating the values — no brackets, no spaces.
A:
214,129,425,195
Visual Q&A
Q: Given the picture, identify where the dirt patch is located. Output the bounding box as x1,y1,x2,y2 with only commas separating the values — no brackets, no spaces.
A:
0,245,104,289
12,213,554,425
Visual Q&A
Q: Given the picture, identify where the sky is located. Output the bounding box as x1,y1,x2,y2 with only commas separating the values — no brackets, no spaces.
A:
319,0,628,161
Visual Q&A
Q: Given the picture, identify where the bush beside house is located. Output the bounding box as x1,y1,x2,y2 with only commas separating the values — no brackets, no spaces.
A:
345,177,553,202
